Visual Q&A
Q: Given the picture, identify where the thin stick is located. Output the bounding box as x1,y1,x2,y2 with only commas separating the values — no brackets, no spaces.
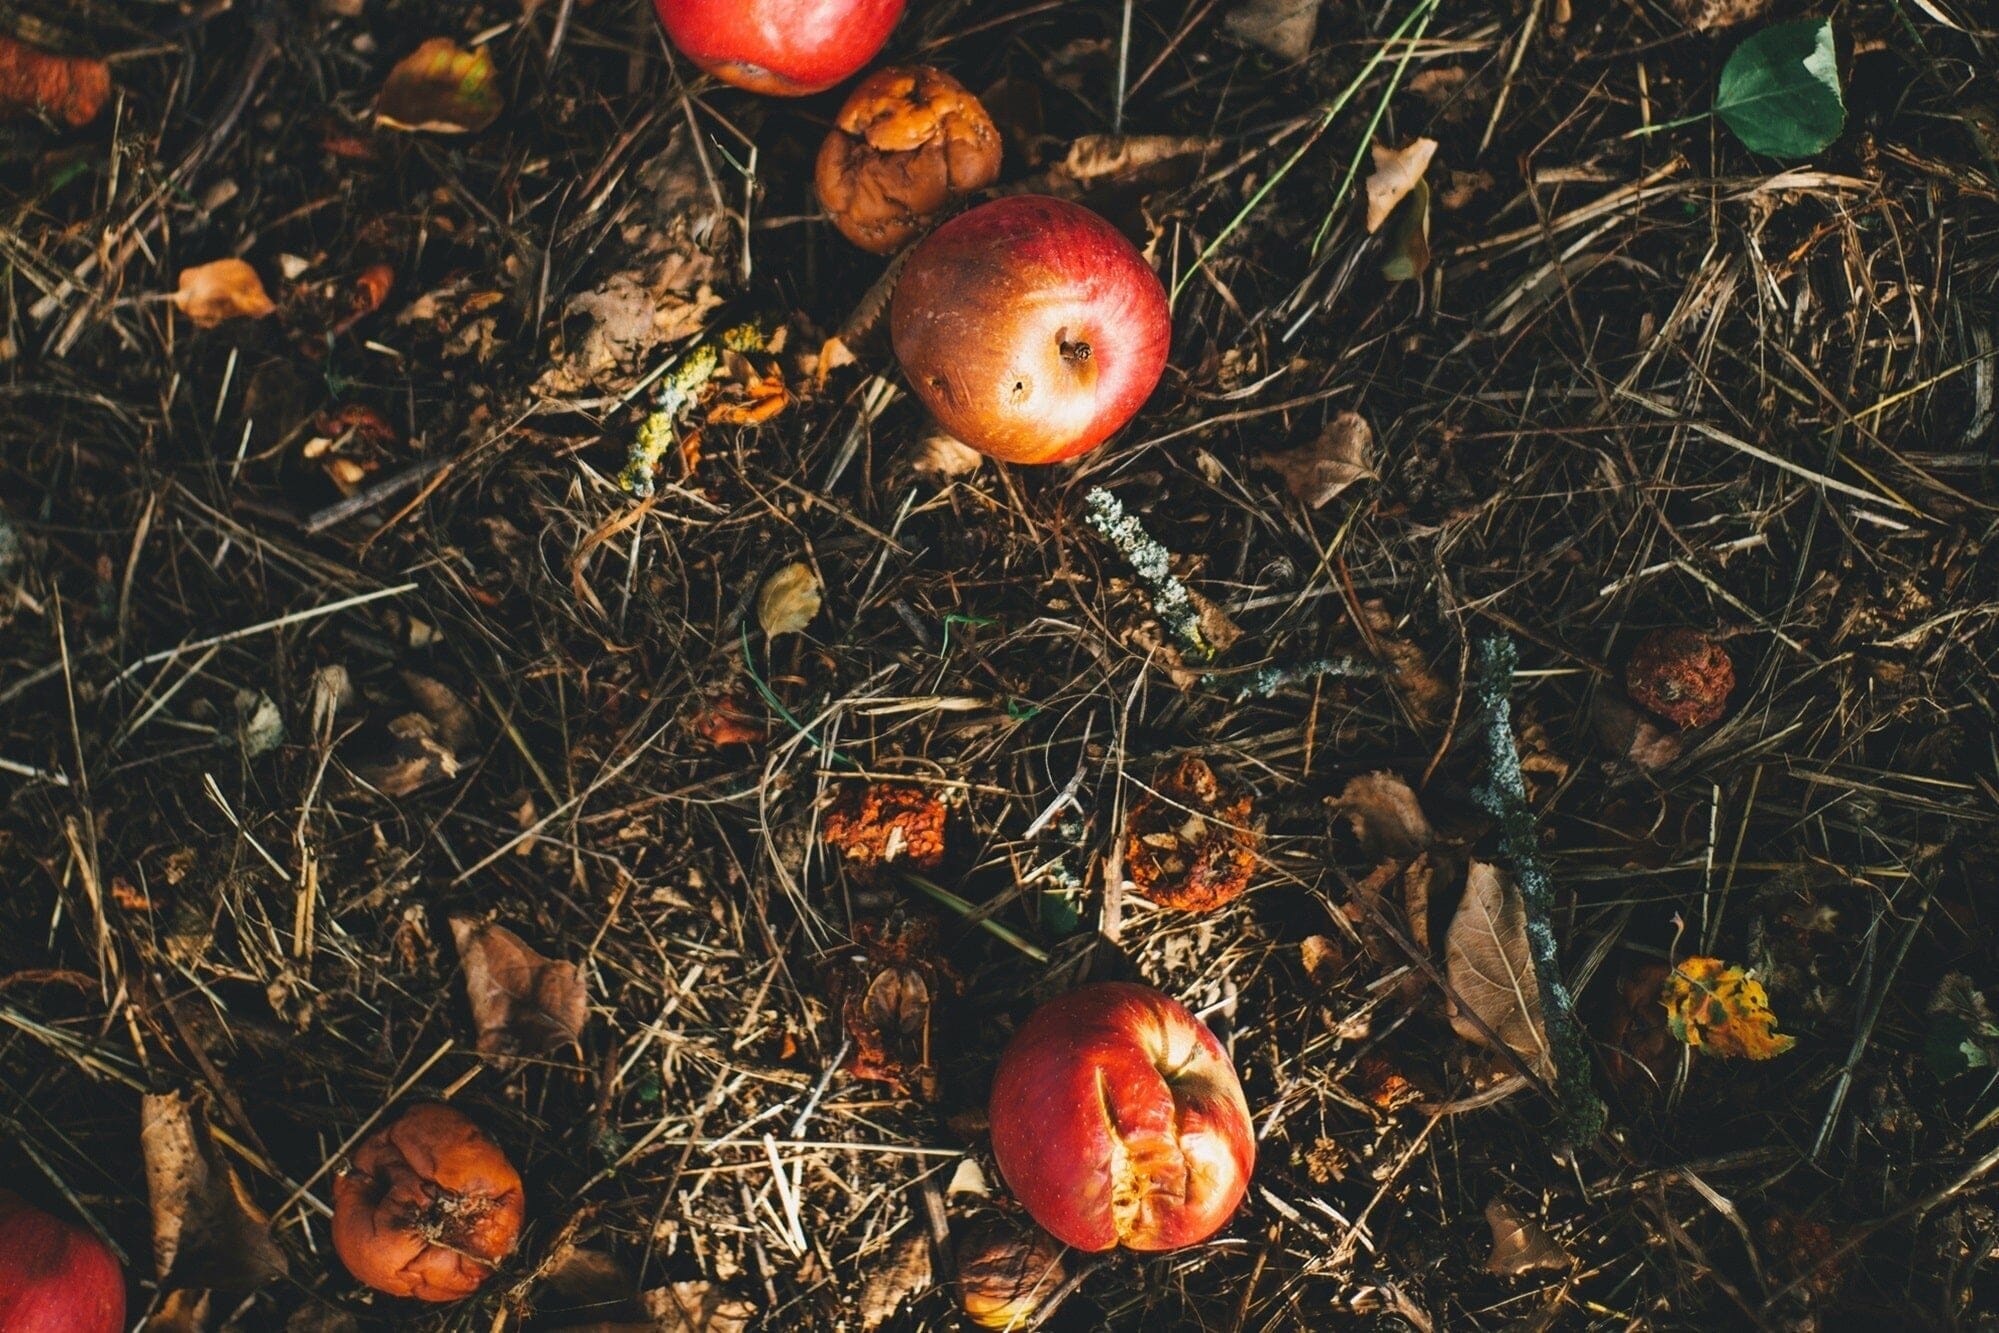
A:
108,582,419,687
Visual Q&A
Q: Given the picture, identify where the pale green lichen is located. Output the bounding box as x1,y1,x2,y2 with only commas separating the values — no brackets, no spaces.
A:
619,320,772,498
1082,487,1213,657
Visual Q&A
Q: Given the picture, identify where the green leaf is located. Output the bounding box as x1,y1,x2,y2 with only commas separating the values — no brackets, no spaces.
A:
1715,19,1844,158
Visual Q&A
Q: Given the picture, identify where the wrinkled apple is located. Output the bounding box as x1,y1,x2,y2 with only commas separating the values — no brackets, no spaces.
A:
332,1103,525,1302
815,65,1002,255
987,982,1254,1251
891,195,1171,464
652,0,906,97
0,1188,126,1333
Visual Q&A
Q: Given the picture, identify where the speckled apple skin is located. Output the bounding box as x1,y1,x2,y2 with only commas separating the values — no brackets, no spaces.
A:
0,1189,126,1333
654,0,905,96
988,982,1255,1252
892,195,1172,464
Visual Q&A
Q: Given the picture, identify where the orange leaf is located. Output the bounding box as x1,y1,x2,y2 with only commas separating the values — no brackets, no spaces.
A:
375,38,502,134
1661,956,1796,1059
0,34,109,128
172,259,277,329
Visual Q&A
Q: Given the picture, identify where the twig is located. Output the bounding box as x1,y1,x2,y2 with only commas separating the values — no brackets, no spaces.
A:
1081,487,1224,658
1469,635,1605,1144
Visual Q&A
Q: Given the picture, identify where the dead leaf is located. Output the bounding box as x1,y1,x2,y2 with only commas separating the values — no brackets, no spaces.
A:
1446,861,1555,1081
859,1231,932,1330
1380,176,1431,282
348,671,480,798
909,429,985,480
643,1281,756,1333
1484,1199,1570,1275
1360,600,1452,727
0,33,109,127
1365,138,1439,234
450,917,588,1059
139,1091,288,1292
1057,134,1217,183
172,260,277,329
1662,957,1796,1059
1225,0,1322,61
1331,771,1434,862
757,561,822,638
375,38,502,133
1668,0,1773,29
1257,412,1375,508
1590,693,1685,772
1299,933,1347,985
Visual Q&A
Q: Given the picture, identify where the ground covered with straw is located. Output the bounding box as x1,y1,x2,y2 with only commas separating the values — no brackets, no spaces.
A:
3,0,1998,1328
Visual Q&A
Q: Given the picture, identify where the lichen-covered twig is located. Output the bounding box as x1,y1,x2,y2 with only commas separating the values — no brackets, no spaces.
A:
1470,634,1606,1144
1082,487,1232,658
1212,655,1377,701
619,320,771,497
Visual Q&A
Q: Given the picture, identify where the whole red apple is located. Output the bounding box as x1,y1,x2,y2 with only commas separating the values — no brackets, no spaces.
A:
653,0,905,97
987,982,1254,1252
891,195,1171,464
0,1189,126,1333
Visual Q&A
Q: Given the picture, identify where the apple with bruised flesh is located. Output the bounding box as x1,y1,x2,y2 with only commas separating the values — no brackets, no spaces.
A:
891,195,1171,464
0,1189,126,1333
987,982,1255,1252
652,0,905,97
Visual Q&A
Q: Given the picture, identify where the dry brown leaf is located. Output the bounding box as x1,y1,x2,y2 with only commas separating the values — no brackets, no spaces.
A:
1224,0,1322,61
1331,771,1434,862
1257,411,1375,508
1590,692,1685,772
859,1231,932,1330
1057,134,1217,183
757,561,823,638
1484,1199,1571,1275
172,260,277,330
1360,600,1453,727
139,1091,288,1292
909,429,984,480
0,33,109,127
643,1282,756,1333
1446,861,1555,1081
450,917,588,1059
1365,138,1439,234
1669,0,1773,29
349,671,479,797
1380,176,1431,282
375,38,502,133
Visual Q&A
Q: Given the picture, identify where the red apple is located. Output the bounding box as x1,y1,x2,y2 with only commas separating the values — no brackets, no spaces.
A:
891,195,1171,464
652,0,905,97
987,982,1254,1252
0,1189,126,1333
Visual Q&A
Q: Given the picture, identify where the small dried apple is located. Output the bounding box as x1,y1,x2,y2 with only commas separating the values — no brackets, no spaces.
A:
815,66,1002,255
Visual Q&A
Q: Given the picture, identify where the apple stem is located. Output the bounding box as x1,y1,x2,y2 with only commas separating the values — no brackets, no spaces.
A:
1060,338,1091,363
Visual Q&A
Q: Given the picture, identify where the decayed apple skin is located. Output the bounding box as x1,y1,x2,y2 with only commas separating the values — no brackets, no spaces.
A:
0,1188,127,1333
988,981,1255,1252
891,195,1172,465
652,0,906,97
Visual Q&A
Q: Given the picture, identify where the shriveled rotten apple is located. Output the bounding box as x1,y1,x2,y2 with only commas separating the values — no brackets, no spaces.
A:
332,1103,525,1302
652,0,905,97
0,1189,126,1333
815,66,1002,255
892,195,1171,464
988,982,1254,1252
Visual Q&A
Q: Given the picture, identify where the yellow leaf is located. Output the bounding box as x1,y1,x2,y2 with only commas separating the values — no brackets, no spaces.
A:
1661,956,1796,1059
172,259,276,328
375,38,502,134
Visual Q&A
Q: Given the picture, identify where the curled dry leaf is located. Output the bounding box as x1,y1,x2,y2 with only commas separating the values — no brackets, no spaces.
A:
1125,755,1261,912
823,782,948,875
1380,175,1431,283
173,260,277,329
375,38,502,133
643,1282,756,1333
1330,770,1433,862
449,917,588,1059
348,671,479,797
910,429,986,481
1599,960,1675,1093
1661,956,1796,1059
858,1230,932,1330
0,33,109,127
1483,1199,1571,1275
1446,861,1556,1082
686,687,767,747
139,1091,288,1292
1057,133,1217,184
1365,137,1439,234
1257,412,1375,509
1589,692,1685,772
1360,600,1453,728
757,561,822,638
1224,0,1323,62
